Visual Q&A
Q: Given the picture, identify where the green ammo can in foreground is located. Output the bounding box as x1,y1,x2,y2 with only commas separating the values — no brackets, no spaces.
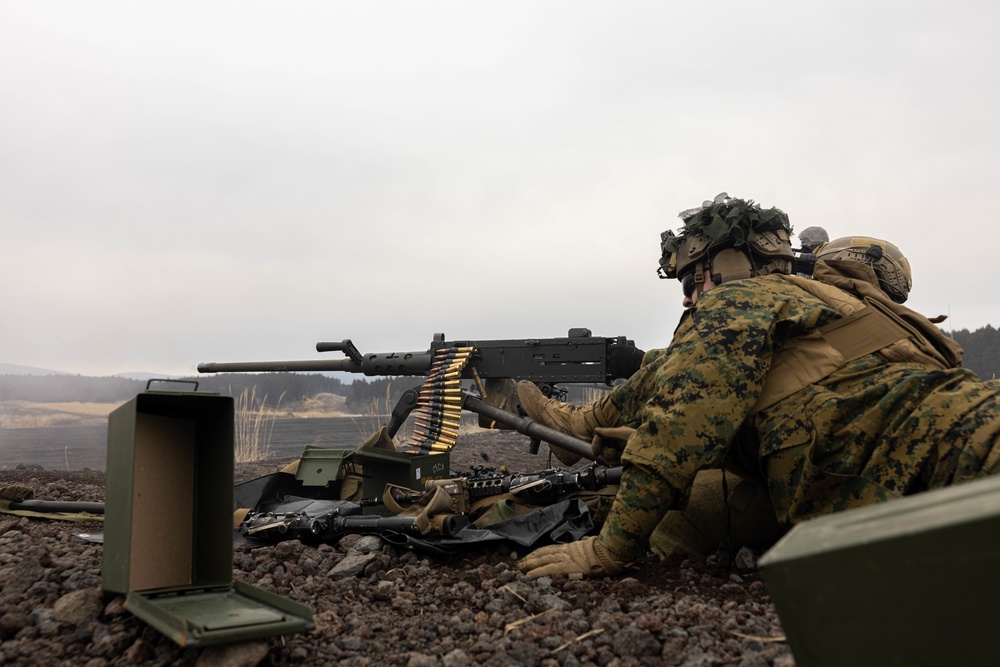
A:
759,474,1000,667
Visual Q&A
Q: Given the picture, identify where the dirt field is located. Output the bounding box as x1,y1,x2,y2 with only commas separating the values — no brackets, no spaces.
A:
0,401,121,429
0,428,795,667
0,398,358,430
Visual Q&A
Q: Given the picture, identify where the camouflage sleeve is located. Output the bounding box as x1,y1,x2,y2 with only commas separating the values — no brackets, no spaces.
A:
607,315,691,424
597,278,825,560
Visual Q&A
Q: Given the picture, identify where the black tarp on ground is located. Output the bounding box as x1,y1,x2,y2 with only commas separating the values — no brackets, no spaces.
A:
234,473,595,556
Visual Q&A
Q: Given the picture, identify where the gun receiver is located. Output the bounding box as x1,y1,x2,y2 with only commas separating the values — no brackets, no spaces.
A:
198,328,641,386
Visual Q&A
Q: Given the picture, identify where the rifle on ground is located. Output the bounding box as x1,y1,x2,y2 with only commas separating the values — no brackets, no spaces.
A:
240,465,622,543
361,465,624,508
242,509,470,543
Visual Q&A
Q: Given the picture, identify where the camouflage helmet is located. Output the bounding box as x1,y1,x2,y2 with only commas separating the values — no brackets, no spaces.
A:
814,236,912,303
658,193,794,287
797,226,829,253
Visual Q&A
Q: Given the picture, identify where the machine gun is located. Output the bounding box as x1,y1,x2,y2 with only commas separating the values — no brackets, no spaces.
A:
198,329,642,461
198,328,640,388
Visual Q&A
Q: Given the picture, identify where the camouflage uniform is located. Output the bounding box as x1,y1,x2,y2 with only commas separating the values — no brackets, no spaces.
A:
598,275,1000,561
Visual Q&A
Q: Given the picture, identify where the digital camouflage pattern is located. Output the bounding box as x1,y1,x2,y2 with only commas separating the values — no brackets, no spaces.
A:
597,275,1000,561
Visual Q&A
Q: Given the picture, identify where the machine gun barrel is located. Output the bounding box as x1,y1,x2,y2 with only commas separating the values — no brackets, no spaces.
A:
197,358,365,374
198,330,640,384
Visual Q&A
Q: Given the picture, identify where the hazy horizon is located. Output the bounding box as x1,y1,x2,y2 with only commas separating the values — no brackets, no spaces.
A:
3,2,998,376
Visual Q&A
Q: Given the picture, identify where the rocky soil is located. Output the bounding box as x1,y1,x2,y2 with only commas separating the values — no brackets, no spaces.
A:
0,430,794,667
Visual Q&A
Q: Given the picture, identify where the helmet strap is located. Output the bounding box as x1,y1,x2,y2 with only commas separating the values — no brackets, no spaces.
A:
686,259,708,302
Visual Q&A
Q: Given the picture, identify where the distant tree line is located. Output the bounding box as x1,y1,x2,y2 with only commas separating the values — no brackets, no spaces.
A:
193,373,345,403
951,326,1000,380
0,372,349,405
0,374,147,403
341,377,425,414
3,325,998,405
0,371,488,415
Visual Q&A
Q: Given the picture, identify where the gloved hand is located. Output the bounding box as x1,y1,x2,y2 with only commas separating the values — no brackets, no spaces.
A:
517,536,627,577
591,426,636,466
607,343,645,379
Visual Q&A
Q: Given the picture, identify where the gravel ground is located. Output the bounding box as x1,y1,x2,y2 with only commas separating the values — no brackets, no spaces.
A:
0,430,794,667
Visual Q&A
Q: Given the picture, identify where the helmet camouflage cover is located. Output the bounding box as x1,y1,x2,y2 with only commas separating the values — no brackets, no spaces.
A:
814,236,912,303
658,192,794,286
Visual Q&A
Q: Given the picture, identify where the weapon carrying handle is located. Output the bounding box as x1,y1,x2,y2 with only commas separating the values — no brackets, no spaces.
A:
316,339,362,364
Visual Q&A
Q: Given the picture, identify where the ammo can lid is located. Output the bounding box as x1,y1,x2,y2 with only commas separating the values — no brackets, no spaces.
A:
125,580,313,647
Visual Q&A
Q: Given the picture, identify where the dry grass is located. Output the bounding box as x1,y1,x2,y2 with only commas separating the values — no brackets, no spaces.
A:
352,382,415,446
0,401,123,429
233,386,285,463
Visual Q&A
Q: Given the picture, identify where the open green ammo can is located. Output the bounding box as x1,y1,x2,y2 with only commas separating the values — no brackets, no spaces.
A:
101,382,313,647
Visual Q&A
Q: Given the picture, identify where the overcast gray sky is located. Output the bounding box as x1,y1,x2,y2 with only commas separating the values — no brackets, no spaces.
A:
2,1,998,377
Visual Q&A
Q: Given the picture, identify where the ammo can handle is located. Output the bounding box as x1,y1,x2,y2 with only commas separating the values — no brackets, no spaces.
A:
145,378,199,392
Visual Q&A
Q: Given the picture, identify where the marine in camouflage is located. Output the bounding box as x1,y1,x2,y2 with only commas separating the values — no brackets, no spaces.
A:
597,275,1000,562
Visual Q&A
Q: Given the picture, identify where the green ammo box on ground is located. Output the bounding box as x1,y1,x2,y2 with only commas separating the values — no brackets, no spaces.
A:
102,383,313,647
351,448,450,515
295,445,353,487
759,475,1000,667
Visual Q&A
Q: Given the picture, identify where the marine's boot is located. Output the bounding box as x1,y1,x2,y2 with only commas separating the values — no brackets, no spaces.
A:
516,380,622,465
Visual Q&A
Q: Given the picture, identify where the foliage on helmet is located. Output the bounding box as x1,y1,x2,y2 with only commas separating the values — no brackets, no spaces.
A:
671,193,791,251
659,193,793,282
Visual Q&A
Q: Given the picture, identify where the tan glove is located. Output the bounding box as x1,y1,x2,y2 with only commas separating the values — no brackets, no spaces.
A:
517,536,627,577
590,426,636,466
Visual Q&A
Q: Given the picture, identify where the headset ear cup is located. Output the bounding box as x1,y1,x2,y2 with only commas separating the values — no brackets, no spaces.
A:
709,248,754,283
671,234,712,281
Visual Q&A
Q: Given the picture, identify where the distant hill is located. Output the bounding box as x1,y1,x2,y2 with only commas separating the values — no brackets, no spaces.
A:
0,363,70,376
0,364,183,380
0,371,351,407
113,372,182,381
